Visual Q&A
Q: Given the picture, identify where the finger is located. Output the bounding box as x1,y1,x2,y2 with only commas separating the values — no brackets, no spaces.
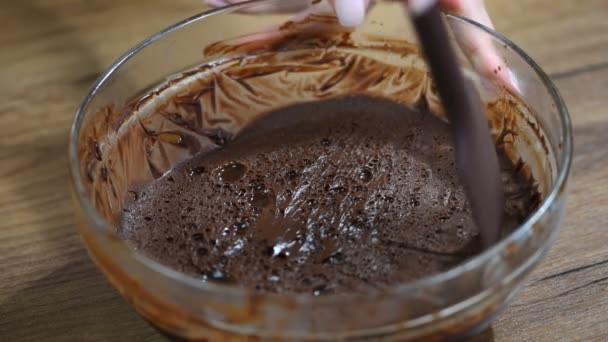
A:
204,0,343,59
332,0,371,27
446,0,493,28
205,0,373,27
439,0,521,92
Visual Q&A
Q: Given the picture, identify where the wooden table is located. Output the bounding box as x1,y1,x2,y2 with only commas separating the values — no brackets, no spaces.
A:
1,0,607,340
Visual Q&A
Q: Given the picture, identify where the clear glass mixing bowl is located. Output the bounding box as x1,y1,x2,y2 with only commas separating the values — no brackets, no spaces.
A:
69,0,572,340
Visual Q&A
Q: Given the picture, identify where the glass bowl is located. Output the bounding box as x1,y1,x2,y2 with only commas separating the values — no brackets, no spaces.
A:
69,0,572,340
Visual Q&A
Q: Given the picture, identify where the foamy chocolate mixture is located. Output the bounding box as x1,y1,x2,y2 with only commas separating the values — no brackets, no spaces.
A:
118,94,538,294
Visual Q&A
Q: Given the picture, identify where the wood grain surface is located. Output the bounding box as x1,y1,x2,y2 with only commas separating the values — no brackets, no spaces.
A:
1,0,607,341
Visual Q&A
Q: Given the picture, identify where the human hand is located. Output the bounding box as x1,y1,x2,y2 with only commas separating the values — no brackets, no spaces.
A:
205,0,519,91
206,0,488,28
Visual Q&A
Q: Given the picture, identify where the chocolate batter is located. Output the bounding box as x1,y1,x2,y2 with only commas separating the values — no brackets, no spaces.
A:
118,95,538,294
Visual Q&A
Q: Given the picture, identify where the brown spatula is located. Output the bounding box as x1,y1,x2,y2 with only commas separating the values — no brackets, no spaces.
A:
407,0,504,248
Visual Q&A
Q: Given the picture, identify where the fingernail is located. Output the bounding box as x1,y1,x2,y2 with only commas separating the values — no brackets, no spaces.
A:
507,69,522,94
334,0,367,27
409,0,438,16
206,0,227,7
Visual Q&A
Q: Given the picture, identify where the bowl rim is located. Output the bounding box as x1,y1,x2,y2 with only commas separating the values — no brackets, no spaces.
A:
68,0,572,311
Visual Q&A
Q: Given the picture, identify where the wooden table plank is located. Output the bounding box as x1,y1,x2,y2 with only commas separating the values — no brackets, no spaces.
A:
488,0,608,76
1,0,607,341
